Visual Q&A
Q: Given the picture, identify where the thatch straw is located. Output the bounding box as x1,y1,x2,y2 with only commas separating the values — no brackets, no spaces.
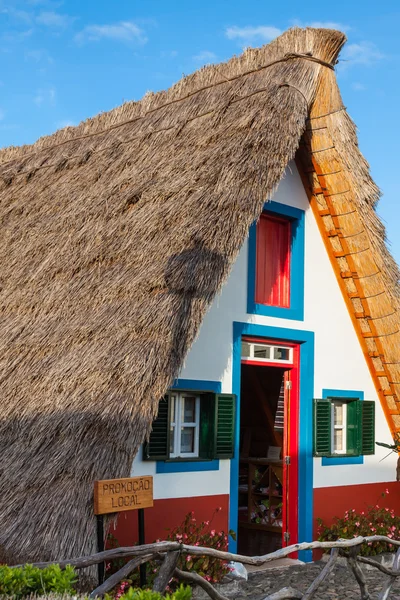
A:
0,27,359,563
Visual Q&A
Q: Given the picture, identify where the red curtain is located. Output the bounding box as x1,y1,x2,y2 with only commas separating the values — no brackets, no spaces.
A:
255,214,291,307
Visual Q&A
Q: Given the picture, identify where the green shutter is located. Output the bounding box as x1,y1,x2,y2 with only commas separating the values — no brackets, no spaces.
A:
214,394,235,459
361,401,375,455
199,394,216,459
313,399,331,456
143,395,170,460
346,399,362,456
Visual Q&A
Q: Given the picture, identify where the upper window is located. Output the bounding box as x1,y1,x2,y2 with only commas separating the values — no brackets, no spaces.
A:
144,392,236,461
313,397,375,458
247,201,305,321
256,214,291,308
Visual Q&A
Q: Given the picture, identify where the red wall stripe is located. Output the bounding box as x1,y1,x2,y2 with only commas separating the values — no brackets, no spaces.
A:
110,494,229,546
314,481,400,535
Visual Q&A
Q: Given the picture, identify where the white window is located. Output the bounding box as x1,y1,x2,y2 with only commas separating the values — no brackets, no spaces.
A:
331,401,347,455
241,341,293,365
169,393,200,458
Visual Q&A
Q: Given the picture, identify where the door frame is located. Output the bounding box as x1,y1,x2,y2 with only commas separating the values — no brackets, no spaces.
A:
230,322,315,562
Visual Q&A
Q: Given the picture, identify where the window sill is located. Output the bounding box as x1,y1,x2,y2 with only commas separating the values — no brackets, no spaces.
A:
156,459,220,473
247,299,304,321
321,455,364,466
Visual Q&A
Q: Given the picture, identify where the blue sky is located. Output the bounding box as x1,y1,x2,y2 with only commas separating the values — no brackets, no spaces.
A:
1,0,400,263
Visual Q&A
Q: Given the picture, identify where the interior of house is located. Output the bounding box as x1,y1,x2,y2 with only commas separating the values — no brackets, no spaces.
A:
238,363,286,555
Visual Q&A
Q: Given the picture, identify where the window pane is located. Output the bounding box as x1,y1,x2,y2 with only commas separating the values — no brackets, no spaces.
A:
182,396,196,423
273,347,289,361
333,429,343,452
254,344,270,359
334,403,343,426
181,427,195,453
170,426,175,454
241,342,251,358
170,396,176,424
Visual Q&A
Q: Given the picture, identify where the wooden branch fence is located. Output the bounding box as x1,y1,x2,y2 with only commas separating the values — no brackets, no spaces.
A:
13,536,400,600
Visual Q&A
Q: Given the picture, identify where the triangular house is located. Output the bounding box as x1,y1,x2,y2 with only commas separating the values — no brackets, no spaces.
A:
1,27,400,563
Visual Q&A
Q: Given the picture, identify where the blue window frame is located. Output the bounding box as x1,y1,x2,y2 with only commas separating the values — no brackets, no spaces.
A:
155,378,222,474
247,201,305,321
321,389,364,466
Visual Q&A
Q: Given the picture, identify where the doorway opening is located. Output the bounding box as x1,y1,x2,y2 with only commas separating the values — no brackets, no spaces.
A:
237,339,299,556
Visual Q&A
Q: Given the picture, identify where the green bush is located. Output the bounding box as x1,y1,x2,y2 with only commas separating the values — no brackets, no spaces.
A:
106,508,235,591
107,583,192,600
0,563,77,597
165,509,235,584
317,488,400,556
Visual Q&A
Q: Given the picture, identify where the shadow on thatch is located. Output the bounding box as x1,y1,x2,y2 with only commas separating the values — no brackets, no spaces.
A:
165,237,228,363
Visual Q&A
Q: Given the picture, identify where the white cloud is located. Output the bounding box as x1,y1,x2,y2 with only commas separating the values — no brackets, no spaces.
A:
225,25,282,45
56,119,76,129
340,41,384,67
160,50,178,59
351,82,366,91
193,50,217,63
36,11,74,28
25,49,54,63
293,20,351,33
34,86,56,107
2,28,34,42
75,21,147,45
1,7,33,25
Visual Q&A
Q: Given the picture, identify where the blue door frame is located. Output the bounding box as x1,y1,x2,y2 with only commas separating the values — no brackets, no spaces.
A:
230,321,315,562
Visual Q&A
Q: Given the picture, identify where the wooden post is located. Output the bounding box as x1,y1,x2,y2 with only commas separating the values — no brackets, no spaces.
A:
96,515,105,585
138,508,146,587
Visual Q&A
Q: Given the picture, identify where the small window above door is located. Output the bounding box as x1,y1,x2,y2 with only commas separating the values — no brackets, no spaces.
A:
241,341,294,365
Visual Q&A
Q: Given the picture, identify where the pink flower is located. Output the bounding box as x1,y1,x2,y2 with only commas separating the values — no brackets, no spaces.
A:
186,555,191,562
210,530,216,537
355,522,360,527
386,488,390,495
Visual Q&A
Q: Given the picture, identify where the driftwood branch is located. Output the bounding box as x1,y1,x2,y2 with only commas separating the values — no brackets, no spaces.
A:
11,536,400,600
379,545,400,600
89,554,153,598
174,568,229,600
302,548,339,600
353,555,395,576
14,535,400,570
348,546,370,600
152,550,180,593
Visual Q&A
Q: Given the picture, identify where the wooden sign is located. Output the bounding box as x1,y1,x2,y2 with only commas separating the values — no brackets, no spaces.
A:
94,476,153,515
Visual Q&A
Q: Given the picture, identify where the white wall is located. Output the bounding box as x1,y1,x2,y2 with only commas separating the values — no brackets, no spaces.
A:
132,161,397,497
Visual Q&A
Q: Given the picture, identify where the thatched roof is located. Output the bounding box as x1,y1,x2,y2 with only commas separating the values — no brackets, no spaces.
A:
0,26,399,563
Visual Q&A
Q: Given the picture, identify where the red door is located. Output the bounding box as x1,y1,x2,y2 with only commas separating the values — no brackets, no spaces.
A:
282,346,300,547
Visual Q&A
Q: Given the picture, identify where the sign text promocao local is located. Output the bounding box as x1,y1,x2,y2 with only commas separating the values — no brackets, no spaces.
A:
94,476,153,515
